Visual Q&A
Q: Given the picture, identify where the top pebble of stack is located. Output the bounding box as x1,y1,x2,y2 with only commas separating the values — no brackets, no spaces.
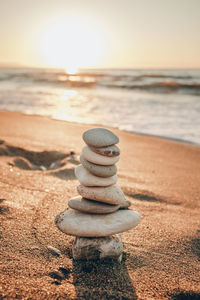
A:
83,128,119,148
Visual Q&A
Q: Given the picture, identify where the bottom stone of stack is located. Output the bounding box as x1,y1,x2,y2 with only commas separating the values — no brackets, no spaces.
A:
55,208,141,237
72,234,123,262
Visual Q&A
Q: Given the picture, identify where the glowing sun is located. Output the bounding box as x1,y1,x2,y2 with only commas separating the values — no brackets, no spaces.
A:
39,15,105,72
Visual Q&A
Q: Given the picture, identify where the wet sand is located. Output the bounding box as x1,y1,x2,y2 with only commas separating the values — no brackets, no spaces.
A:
0,111,199,299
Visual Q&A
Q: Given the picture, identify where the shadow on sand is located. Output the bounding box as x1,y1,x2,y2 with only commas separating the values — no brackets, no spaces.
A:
72,256,137,299
168,291,200,300
47,255,137,298
122,186,164,203
0,141,79,179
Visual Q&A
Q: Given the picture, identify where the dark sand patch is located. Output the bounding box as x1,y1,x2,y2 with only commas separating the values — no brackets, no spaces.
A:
0,141,79,171
48,267,71,285
190,236,200,260
168,291,200,299
72,257,137,299
50,168,76,180
0,198,9,214
122,186,165,203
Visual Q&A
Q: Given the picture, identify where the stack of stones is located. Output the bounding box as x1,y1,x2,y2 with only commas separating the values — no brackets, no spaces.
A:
55,128,141,261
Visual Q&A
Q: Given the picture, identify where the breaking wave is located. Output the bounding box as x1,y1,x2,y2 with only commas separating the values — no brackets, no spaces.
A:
0,67,200,95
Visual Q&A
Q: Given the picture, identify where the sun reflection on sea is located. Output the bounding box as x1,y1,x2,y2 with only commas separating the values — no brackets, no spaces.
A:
54,87,95,123
60,89,77,101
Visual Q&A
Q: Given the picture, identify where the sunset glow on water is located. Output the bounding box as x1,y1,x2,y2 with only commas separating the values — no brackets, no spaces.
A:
0,67,199,144
0,0,200,143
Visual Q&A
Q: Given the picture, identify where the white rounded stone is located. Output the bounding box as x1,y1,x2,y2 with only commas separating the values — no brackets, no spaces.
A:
68,195,120,214
82,146,120,166
83,128,119,147
55,208,141,237
75,165,117,187
77,184,126,205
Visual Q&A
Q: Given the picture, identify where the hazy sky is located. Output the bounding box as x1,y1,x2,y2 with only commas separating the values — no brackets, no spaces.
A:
0,0,200,69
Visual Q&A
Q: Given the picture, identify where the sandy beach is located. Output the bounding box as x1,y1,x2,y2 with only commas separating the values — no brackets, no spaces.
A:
0,110,199,299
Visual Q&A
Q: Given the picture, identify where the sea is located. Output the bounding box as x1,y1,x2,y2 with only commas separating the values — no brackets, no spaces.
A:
0,67,200,145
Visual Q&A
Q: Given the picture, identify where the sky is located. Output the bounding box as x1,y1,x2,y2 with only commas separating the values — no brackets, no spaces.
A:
0,0,200,70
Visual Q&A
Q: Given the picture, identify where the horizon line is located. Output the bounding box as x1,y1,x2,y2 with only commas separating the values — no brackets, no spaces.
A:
0,62,200,71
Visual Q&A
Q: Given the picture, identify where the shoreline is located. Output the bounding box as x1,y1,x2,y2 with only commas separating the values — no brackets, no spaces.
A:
132,131,199,146
1,109,199,147
0,110,199,299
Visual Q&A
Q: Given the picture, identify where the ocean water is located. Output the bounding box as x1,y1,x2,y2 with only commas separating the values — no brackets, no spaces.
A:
0,67,200,144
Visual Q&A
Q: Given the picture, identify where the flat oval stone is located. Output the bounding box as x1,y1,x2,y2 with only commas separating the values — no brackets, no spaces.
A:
77,184,126,205
55,208,141,237
82,146,120,166
75,165,117,187
68,195,120,214
80,155,117,178
83,128,119,147
90,144,120,157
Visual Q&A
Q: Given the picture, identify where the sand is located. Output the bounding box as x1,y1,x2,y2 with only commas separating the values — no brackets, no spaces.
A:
0,110,199,299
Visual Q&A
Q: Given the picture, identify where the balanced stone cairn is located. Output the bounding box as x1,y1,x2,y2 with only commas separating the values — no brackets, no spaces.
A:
55,128,141,262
